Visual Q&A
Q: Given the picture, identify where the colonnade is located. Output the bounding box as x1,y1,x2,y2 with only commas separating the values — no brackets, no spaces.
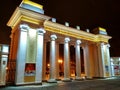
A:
44,34,83,82
12,24,111,85
15,24,84,84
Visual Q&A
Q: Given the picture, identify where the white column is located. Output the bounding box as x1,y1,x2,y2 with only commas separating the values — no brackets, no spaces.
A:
75,40,82,80
97,43,105,77
83,43,91,79
63,37,71,81
48,34,57,82
15,24,29,85
35,28,46,84
93,44,100,77
42,41,47,81
106,44,112,77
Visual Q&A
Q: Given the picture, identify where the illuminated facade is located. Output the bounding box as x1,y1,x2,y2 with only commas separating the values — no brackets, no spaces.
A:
110,57,120,76
6,0,112,85
0,44,9,86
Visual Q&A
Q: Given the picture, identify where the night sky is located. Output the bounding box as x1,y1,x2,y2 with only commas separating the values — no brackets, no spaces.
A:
0,0,120,56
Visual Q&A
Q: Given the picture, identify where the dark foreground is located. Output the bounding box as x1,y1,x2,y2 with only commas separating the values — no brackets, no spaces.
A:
1,78,120,90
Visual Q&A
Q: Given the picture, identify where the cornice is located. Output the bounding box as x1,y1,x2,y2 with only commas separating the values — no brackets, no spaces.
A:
7,6,112,43
7,7,51,29
95,34,112,43
44,21,112,43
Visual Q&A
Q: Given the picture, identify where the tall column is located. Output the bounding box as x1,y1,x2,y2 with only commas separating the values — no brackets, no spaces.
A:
63,37,71,81
42,41,47,81
97,43,106,77
48,34,57,82
106,44,112,77
93,44,100,77
15,24,28,85
75,40,82,80
35,28,46,84
83,43,91,79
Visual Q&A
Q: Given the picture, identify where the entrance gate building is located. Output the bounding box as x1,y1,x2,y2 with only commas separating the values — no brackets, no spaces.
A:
6,0,112,85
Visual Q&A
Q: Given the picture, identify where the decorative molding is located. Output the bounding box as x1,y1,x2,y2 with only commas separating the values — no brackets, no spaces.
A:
106,44,110,48
20,24,29,31
76,40,81,45
7,6,112,43
37,28,46,35
64,37,70,43
7,7,51,29
44,21,112,43
50,34,57,41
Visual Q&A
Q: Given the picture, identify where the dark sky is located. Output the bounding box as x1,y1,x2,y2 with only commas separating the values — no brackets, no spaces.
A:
0,0,120,56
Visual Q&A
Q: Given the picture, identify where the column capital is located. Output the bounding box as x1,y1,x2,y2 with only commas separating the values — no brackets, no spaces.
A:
37,28,46,35
76,40,81,45
19,24,29,32
64,37,70,43
106,44,110,48
101,42,104,45
96,42,104,47
50,34,57,41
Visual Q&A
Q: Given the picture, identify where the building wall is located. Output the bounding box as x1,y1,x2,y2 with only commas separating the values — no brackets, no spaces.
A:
0,44,9,86
6,28,20,84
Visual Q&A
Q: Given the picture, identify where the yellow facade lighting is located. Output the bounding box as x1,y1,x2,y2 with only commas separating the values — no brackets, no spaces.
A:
22,0,43,9
99,27,106,32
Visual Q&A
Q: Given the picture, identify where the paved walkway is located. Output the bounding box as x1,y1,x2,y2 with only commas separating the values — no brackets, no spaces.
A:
0,78,120,90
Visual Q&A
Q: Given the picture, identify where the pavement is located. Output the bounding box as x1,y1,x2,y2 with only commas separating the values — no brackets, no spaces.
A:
0,77,120,90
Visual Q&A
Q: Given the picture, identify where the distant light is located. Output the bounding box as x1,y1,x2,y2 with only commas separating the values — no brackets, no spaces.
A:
82,76,85,80
6,67,8,70
111,58,113,61
58,59,63,63
119,58,120,61
47,64,50,67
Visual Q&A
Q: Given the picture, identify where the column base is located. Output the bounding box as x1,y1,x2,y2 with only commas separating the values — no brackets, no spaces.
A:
75,77,84,81
47,79,57,83
56,79,61,81
42,80,47,82
62,78,71,82
92,77,106,79
86,77,93,80
15,82,42,86
0,82,5,86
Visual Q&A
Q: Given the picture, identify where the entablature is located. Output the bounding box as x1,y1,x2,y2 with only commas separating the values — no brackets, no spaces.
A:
7,7,51,30
44,21,112,43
